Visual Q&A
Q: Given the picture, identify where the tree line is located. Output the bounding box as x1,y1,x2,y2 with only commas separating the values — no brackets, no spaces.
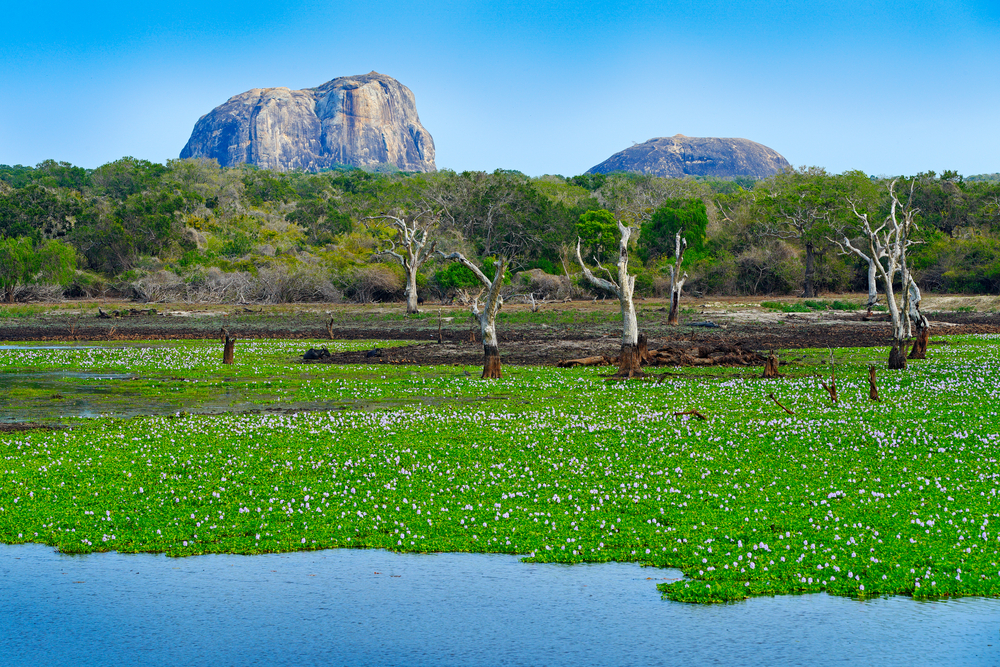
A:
0,157,999,308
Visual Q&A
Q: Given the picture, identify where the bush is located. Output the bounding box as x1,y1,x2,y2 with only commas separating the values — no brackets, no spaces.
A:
691,242,799,296
515,268,577,300
253,265,341,303
343,265,403,303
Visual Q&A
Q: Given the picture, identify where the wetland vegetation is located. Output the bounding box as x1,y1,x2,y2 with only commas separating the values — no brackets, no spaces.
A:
2,334,1000,603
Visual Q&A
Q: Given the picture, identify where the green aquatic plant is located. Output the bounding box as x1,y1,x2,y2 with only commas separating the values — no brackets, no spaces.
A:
2,336,1000,604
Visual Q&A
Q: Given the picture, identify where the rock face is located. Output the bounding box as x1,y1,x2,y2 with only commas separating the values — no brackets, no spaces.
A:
587,135,789,179
180,72,435,173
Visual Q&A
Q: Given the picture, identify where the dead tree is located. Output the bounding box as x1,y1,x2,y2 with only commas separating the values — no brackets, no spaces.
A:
221,328,236,365
667,230,688,326
851,180,920,369
366,208,438,314
820,348,837,404
438,252,506,378
829,210,885,316
575,227,643,377
907,276,929,359
868,365,880,402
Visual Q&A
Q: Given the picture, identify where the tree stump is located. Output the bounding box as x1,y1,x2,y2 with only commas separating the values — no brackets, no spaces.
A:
637,333,650,365
614,343,644,378
762,352,780,378
482,343,502,379
868,365,879,402
222,328,236,365
908,323,928,359
888,341,907,370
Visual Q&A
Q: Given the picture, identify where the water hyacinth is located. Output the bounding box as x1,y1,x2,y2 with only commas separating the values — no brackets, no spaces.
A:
1,335,1000,603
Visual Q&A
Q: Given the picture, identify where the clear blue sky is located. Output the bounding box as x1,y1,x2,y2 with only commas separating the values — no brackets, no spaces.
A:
2,0,998,177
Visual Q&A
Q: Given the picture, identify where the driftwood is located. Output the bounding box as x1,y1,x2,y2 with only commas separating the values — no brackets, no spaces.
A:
768,392,795,415
673,409,707,420
557,356,613,368
562,342,763,370
820,348,838,404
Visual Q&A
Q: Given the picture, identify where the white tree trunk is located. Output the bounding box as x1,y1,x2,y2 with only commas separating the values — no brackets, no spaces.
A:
667,231,687,326
405,264,420,314
866,257,878,312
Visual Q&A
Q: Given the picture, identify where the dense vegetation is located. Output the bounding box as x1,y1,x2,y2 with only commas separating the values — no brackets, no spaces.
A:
3,336,1000,603
1,158,999,304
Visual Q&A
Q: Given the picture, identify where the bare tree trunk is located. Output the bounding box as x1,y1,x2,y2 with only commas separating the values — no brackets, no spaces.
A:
907,278,928,360
865,257,878,314
617,274,641,376
575,227,643,378
482,342,502,379
667,289,681,326
478,292,504,379
888,340,907,370
326,317,335,340
667,231,687,326
221,328,236,365
405,267,420,314
868,365,880,401
801,241,816,298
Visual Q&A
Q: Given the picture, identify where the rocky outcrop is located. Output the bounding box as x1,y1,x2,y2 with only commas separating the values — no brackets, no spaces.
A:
587,135,789,179
180,72,435,173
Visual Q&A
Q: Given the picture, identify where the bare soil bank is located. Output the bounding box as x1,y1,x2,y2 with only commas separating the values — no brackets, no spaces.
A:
1,296,997,367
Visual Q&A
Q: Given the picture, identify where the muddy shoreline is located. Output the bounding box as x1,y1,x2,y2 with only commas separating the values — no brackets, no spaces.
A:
2,298,998,366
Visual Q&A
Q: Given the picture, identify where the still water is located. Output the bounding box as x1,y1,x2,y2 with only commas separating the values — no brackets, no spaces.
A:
2,543,998,666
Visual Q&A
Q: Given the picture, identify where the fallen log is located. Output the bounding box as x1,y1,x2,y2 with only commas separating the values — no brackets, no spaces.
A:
557,356,613,368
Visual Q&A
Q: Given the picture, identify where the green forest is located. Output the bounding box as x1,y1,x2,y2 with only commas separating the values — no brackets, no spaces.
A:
0,157,998,304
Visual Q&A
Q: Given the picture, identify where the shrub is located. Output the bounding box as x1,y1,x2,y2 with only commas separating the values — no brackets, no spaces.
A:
342,265,403,303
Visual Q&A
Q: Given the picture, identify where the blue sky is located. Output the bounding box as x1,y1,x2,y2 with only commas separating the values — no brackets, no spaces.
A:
2,0,998,177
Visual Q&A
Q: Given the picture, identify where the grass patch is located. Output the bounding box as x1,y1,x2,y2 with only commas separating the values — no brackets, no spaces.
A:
2,336,1000,605
760,301,811,313
763,300,862,313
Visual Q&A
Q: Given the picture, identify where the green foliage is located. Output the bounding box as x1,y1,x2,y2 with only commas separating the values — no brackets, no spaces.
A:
575,209,618,261
0,237,35,297
760,300,811,313
5,337,1000,603
912,236,1000,293
242,170,296,207
286,198,352,244
0,237,75,298
434,261,481,291
90,157,168,200
762,299,861,313
638,198,709,264
35,239,77,285
524,258,559,275
221,231,254,258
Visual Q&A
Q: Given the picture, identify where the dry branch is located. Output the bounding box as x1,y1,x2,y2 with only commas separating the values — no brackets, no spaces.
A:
767,392,795,415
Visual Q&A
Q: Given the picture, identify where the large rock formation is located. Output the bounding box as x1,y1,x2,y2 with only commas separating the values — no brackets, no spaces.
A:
180,72,435,173
587,135,789,179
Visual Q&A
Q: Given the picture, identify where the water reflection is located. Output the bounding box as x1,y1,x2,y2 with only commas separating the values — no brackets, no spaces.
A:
2,543,996,666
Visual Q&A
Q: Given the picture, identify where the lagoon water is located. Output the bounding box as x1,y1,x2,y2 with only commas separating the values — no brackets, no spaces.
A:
2,543,997,666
